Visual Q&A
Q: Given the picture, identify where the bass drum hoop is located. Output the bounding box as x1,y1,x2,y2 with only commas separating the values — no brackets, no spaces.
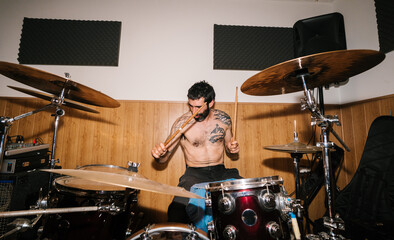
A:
128,223,210,240
207,176,283,192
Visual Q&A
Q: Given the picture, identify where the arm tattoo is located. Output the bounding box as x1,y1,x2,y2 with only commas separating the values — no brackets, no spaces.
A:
167,115,191,142
209,124,225,143
213,109,232,126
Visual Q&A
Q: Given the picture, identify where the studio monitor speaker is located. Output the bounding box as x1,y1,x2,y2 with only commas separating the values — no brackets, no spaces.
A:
293,12,347,58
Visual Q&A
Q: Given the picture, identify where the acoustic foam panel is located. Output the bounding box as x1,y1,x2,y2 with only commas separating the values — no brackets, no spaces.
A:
214,24,294,71
374,0,394,54
18,18,121,66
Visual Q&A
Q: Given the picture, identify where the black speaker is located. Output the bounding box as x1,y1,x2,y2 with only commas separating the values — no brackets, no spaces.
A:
0,170,50,237
293,12,347,58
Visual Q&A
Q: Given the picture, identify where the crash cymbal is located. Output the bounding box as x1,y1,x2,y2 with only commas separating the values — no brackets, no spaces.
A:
8,86,99,114
264,141,322,154
241,49,385,96
0,61,120,108
42,169,203,199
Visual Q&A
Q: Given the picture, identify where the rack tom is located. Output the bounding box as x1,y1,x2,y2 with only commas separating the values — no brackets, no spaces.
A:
206,176,290,240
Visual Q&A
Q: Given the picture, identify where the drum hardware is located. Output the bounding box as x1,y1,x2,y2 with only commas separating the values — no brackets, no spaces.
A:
128,161,141,172
264,120,323,200
242,49,385,239
0,215,42,240
264,122,319,237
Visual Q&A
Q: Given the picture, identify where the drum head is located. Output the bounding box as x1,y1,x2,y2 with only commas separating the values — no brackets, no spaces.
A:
207,176,283,192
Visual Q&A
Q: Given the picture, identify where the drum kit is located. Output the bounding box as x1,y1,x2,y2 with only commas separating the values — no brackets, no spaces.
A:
0,48,386,240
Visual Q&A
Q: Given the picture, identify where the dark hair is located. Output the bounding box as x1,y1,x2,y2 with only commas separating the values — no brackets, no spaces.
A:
187,81,215,103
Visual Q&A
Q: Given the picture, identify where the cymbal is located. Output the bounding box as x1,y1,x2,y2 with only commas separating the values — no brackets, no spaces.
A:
264,141,322,154
0,61,120,108
8,86,99,114
241,49,385,96
42,169,203,199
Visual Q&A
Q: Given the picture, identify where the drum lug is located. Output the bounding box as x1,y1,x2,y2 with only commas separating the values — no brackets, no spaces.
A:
266,221,283,239
205,197,212,208
218,194,235,215
207,221,216,236
258,190,276,211
223,225,237,240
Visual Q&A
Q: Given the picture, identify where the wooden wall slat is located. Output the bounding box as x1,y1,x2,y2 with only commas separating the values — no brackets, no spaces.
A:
0,95,392,227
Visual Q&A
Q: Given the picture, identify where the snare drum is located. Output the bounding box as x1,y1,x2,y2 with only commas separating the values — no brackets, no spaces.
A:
42,164,139,240
206,176,290,240
128,223,210,240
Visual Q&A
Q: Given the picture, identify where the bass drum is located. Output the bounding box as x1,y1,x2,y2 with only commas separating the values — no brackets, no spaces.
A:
128,223,210,240
41,164,139,240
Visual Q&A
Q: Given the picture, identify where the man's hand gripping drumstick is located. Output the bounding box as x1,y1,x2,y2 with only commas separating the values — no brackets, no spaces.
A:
152,102,207,161
225,87,239,154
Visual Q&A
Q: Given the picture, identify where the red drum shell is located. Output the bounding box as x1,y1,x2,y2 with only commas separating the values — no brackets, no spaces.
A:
207,176,290,240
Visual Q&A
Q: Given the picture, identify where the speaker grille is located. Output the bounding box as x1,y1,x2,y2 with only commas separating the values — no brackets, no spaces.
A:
0,181,14,236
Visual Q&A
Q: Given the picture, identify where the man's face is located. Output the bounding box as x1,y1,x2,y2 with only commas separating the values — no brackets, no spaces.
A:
188,97,210,122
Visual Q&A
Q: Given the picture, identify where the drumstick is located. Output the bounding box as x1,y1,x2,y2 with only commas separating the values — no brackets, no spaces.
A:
233,87,238,140
164,102,207,148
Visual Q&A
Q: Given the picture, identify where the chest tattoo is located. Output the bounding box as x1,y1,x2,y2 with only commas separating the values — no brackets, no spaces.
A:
209,124,225,143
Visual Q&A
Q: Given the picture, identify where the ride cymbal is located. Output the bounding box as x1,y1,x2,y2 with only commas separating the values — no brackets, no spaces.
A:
0,61,120,108
8,85,99,114
241,49,385,96
42,169,203,199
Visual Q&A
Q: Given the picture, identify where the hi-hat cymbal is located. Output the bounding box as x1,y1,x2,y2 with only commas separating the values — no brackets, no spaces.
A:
8,85,99,114
42,169,203,199
264,141,322,154
0,61,120,108
241,49,385,96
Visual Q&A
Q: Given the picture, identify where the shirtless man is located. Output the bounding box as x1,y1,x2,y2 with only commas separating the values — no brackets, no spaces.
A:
151,81,242,223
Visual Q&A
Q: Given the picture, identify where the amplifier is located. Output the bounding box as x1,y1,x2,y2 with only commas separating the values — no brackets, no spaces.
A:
1,143,49,174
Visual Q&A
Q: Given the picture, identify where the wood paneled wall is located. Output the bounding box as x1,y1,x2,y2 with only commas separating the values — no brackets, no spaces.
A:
1,95,393,226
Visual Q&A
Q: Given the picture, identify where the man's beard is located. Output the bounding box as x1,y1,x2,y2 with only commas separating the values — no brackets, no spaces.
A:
194,107,210,122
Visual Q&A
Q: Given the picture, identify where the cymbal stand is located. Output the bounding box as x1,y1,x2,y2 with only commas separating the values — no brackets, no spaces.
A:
298,73,347,239
46,74,72,192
